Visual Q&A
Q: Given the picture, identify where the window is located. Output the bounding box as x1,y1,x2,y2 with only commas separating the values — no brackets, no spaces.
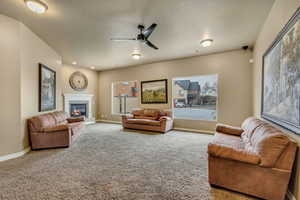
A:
112,81,139,114
172,75,218,121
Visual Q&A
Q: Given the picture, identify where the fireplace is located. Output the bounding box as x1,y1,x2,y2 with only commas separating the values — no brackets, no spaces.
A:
63,94,95,124
70,103,87,117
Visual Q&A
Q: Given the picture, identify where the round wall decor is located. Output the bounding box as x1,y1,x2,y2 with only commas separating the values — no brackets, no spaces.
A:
69,71,88,91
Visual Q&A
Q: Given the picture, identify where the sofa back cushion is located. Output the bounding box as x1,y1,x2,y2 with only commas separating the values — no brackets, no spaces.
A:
250,125,289,167
144,109,160,119
51,111,67,125
132,109,144,116
131,109,172,120
241,117,265,143
29,113,57,132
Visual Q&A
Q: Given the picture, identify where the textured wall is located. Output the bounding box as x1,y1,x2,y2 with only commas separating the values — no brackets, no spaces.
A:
20,23,63,151
0,14,62,156
0,15,22,156
98,49,253,132
61,65,99,119
253,0,300,198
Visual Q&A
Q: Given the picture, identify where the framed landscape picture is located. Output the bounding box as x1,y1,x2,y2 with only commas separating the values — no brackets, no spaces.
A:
39,63,56,112
262,8,300,135
141,79,168,104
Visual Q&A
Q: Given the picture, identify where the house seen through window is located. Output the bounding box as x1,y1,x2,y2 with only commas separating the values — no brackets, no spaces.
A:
112,81,139,114
172,75,218,121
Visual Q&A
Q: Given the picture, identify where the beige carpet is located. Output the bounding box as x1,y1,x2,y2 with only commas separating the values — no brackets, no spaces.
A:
0,123,257,200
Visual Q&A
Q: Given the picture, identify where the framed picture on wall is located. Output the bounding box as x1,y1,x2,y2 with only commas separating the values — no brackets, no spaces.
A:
141,79,168,104
262,8,300,135
39,63,56,112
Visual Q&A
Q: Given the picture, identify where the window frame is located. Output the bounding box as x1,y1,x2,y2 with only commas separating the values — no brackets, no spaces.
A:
111,80,139,116
171,74,218,122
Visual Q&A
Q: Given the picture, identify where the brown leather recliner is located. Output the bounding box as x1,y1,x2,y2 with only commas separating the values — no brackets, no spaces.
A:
208,117,297,200
28,111,85,150
122,109,173,133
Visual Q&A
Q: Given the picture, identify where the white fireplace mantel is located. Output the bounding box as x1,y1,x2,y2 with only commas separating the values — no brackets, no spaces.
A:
63,93,95,123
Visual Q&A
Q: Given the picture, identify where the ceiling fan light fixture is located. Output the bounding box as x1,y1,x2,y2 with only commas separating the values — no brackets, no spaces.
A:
200,39,213,47
24,0,48,14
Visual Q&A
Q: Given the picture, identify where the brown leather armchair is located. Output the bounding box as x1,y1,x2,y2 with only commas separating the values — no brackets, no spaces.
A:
28,111,85,150
122,109,173,133
208,117,297,200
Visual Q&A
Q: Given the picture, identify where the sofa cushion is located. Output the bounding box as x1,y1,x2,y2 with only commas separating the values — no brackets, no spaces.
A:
212,132,245,150
29,114,57,132
51,111,68,125
144,109,160,120
43,124,69,132
208,132,260,164
250,125,289,167
134,115,157,120
132,109,144,116
126,119,161,126
208,143,260,165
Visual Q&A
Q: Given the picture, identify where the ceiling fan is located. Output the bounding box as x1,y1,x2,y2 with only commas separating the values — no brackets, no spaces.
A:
110,24,159,50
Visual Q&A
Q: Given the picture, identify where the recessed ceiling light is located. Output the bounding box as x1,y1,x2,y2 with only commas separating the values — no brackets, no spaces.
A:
132,53,141,60
200,39,213,47
90,66,95,69
24,0,48,14
72,61,77,65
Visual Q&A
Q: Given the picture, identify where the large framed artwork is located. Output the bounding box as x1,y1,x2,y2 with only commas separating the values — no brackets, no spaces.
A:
39,63,56,112
141,79,168,104
262,8,300,135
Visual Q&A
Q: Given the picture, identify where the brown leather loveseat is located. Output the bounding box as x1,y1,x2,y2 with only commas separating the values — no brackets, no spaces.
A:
208,117,297,200
28,111,85,150
122,109,173,133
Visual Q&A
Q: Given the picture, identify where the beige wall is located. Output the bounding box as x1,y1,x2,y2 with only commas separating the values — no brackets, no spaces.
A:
0,14,63,156
0,15,22,156
20,23,63,151
253,0,300,198
98,49,253,132
61,65,99,119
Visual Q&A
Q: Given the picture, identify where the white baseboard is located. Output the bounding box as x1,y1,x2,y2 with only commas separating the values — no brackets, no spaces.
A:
85,121,96,125
96,119,122,124
173,127,214,135
0,147,31,162
287,190,296,200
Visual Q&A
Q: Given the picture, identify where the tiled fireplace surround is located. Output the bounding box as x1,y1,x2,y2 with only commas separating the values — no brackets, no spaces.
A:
63,93,95,124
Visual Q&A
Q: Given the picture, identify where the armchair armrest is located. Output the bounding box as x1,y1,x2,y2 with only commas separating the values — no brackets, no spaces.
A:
159,116,172,121
208,143,260,165
122,114,133,120
160,116,173,132
67,116,85,123
216,123,244,136
43,124,70,133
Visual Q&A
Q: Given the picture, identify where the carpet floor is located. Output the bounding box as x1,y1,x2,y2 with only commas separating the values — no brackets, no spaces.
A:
0,123,257,200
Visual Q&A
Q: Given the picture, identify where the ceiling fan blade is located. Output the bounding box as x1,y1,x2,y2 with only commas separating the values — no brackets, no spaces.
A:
145,40,159,50
143,23,157,38
110,38,137,41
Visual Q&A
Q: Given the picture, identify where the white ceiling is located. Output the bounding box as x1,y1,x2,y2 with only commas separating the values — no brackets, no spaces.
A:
0,0,274,70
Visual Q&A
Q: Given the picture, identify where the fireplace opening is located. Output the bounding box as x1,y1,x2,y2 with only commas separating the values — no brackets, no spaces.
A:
70,103,87,118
